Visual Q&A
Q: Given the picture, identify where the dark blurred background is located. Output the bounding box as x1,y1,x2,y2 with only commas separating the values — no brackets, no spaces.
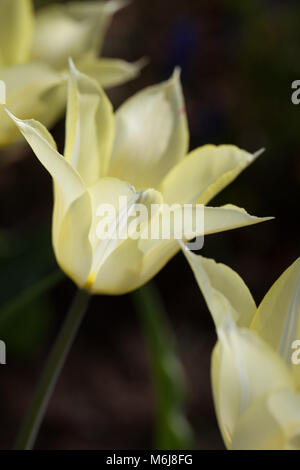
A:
1,0,300,450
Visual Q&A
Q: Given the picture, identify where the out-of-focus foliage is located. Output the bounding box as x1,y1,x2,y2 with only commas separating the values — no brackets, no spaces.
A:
0,224,56,357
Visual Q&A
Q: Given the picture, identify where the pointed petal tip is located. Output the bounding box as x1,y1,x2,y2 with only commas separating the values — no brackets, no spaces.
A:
4,107,16,121
134,56,150,70
68,57,78,75
172,66,182,82
162,67,184,97
246,213,274,222
105,0,131,14
4,108,37,129
68,57,89,83
253,147,266,160
68,57,103,92
253,215,275,223
220,204,275,222
4,108,25,127
241,147,265,165
163,67,182,89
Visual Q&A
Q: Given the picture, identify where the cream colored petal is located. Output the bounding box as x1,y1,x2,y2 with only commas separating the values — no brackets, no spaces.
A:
6,110,92,286
108,69,189,189
211,340,240,449
211,326,293,449
0,63,65,146
55,191,93,288
131,204,270,295
60,0,129,55
6,111,85,203
77,56,146,89
203,204,273,235
64,60,114,185
230,396,286,450
31,1,128,70
251,258,300,387
87,176,137,249
91,236,175,295
89,237,144,295
6,111,85,246
159,145,262,205
134,203,203,287
180,247,256,329
268,389,300,449
86,177,162,293
231,389,300,450
0,0,34,67
133,203,271,293
93,231,181,295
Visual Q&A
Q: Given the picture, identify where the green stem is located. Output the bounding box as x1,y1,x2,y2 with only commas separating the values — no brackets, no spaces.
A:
132,282,193,450
14,288,91,450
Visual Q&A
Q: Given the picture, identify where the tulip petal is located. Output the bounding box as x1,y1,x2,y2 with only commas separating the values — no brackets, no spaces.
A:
230,396,286,450
90,238,144,295
180,247,256,328
231,389,300,450
87,176,137,248
141,204,272,252
5,111,86,249
0,63,65,146
0,0,34,67
94,216,176,295
136,205,271,293
5,111,93,284
93,228,169,295
87,177,163,293
136,203,202,286
251,258,300,387
31,1,127,70
64,60,114,186
268,390,300,450
139,204,265,256
159,145,262,205
211,326,293,449
202,204,273,235
6,111,85,202
55,191,93,288
108,69,189,189
77,56,146,89
60,0,129,55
